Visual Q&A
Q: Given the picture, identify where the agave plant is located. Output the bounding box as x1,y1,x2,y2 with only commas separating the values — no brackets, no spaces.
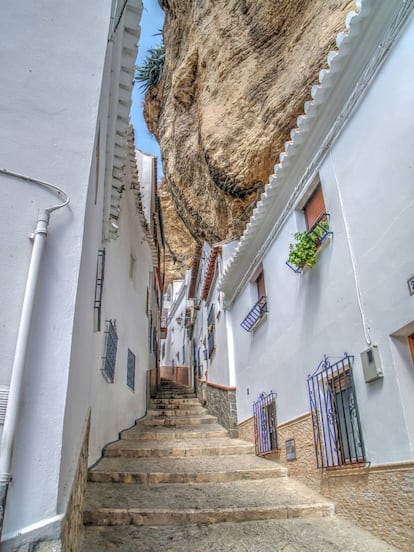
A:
135,42,165,92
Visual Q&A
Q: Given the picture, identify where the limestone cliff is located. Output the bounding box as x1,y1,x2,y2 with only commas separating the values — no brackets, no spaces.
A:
146,0,355,280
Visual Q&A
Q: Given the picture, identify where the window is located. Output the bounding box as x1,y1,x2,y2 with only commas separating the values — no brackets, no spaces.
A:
127,349,135,391
286,183,331,273
253,391,278,456
102,320,118,383
409,334,414,363
240,268,268,332
129,254,136,280
308,354,366,468
207,305,215,358
304,184,326,230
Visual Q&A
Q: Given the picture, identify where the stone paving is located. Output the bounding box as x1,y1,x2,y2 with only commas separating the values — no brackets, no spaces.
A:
81,380,397,551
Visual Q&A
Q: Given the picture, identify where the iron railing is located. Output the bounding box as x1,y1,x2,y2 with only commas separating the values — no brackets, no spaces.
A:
241,296,268,332
102,319,118,383
253,391,278,456
93,249,105,331
307,354,366,468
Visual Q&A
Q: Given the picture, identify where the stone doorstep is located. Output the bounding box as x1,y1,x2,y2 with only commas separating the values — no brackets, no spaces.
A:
83,503,334,526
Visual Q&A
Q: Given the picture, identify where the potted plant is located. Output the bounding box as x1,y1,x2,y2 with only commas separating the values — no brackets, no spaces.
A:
287,218,330,272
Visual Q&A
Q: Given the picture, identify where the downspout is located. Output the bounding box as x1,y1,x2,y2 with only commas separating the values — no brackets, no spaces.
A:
0,168,70,536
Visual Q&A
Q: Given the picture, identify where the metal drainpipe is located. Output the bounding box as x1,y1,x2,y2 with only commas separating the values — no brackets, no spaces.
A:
0,169,69,536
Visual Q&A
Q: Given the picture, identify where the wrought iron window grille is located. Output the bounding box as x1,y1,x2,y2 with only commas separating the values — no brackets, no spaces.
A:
207,305,215,358
102,319,118,383
307,353,367,469
127,349,135,391
93,249,105,331
253,391,278,456
286,213,332,273
240,296,268,332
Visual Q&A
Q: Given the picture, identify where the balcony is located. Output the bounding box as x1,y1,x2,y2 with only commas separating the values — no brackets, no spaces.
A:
240,296,268,332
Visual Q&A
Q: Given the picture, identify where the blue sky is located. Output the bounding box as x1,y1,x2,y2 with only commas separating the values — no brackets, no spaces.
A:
131,0,165,180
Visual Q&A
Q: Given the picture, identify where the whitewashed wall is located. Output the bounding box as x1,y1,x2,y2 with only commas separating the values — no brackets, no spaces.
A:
162,279,189,369
0,0,146,544
231,13,414,465
0,0,114,538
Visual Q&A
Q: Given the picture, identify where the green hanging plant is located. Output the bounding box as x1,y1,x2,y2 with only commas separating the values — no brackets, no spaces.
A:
287,219,330,270
288,231,317,270
135,41,165,92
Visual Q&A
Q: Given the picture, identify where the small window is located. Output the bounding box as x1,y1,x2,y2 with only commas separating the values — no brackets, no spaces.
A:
304,184,326,230
253,391,278,456
127,349,135,391
207,305,215,358
102,320,118,383
129,254,136,280
240,268,268,332
256,270,266,302
408,334,414,363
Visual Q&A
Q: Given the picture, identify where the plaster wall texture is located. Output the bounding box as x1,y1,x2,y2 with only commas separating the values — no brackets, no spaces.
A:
135,150,155,228
0,0,113,537
163,280,189,370
87,181,151,464
231,11,414,466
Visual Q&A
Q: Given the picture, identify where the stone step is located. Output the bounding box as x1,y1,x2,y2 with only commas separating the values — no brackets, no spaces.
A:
83,478,334,526
150,398,201,408
141,414,217,426
88,454,288,484
155,391,197,399
104,437,255,458
120,423,228,441
81,518,398,551
146,407,206,417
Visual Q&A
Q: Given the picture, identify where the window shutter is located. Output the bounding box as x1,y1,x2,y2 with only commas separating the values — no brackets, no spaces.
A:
304,185,326,229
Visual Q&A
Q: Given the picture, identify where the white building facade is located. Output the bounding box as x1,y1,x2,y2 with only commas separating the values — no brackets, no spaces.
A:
220,1,414,549
0,1,160,549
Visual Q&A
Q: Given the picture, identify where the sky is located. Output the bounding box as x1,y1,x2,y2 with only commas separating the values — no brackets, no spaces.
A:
131,0,165,181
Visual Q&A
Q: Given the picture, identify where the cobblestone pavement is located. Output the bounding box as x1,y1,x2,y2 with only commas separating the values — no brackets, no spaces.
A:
81,380,398,551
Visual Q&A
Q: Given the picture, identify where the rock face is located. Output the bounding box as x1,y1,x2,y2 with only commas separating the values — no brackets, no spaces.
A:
146,0,355,278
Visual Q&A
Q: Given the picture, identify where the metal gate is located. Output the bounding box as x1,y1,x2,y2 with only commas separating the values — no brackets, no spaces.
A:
307,354,366,468
253,391,278,456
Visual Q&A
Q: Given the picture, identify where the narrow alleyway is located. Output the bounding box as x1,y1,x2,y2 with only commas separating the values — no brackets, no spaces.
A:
81,380,396,551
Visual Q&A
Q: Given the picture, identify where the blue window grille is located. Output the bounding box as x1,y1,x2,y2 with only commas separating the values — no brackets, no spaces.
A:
307,353,366,468
286,213,332,273
102,320,118,383
240,296,268,332
253,391,278,456
127,349,135,391
93,249,105,331
207,305,215,358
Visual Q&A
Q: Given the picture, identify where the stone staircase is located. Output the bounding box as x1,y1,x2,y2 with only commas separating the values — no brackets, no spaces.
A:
80,379,396,551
